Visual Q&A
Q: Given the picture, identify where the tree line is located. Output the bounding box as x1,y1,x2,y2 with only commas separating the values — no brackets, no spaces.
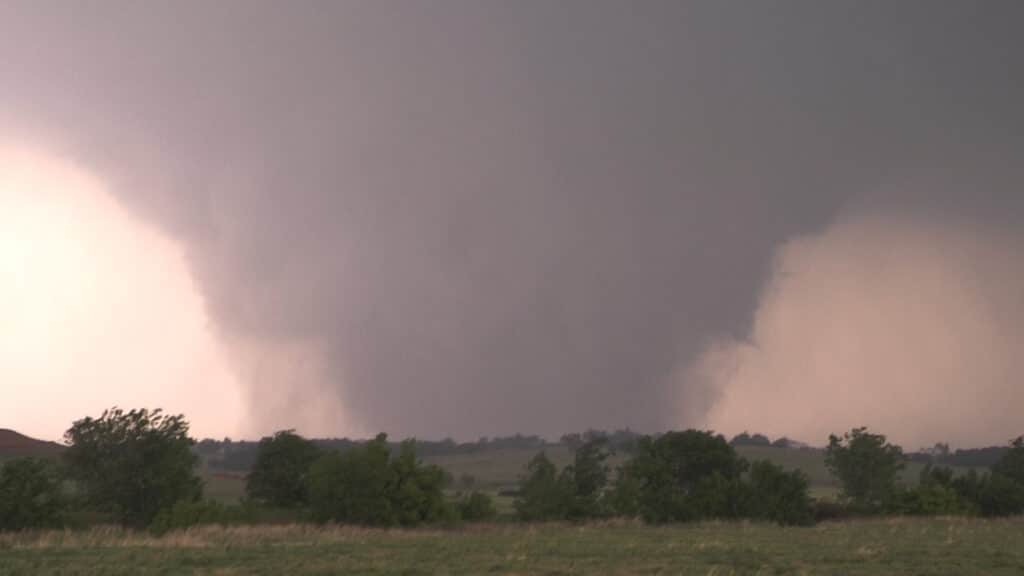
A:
200,428,1008,474
2,407,1023,533
198,429,642,473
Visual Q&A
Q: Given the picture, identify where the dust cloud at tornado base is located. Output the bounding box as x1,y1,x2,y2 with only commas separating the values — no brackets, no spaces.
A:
684,208,1024,449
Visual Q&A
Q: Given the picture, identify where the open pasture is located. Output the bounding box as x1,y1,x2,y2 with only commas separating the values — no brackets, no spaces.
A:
1,517,1022,575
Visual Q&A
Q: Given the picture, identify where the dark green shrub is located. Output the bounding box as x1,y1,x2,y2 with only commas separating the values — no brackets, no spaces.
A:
744,460,813,525
388,441,450,526
606,466,641,517
514,452,573,521
686,471,750,521
246,430,321,507
625,430,746,523
952,469,985,508
730,432,771,447
951,440,1024,517
307,434,396,525
516,438,615,522
306,434,450,527
149,499,256,535
991,437,1024,484
825,427,904,513
63,408,202,527
810,499,851,523
564,437,612,520
975,473,1024,517
896,464,969,516
896,485,968,516
0,458,65,531
458,491,497,522
978,438,1024,517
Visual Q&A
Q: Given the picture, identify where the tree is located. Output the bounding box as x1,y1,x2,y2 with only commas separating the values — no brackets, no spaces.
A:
307,433,395,525
745,460,813,525
626,430,747,523
771,437,796,449
825,427,905,512
730,432,771,447
563,436,612,519
975,473,1024,516
929,442,951,463
560,433,583,451
0,458,65,531
948,438,1024,517
991,436,1024,485
607,465,642,517
515,438,615,521
897,464,969,516
306,434,450,527
246,430,321,507
388,440,449,526
63,407,201,527
457,491,497,522
514,452,572,521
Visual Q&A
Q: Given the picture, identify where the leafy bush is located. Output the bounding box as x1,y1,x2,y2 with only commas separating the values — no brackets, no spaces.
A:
744,460,814,525
0,458,66,531
63,408,202,527
810,499,851,523
897,484,968,516
950,440,1024,517
730,432,771,447
150,499,254,535
608,431,812,525
563,437,612,520
625,430,746,523
308,435,395,525
686,471,750,520
991,437,1024,485
896,464,969,516
516,437,616,522
974,473,1024,517
457,492,497,522
246,430,321,507
772,437,798,449
307,434,450,526
514,452,572,521
388,441,450,526
825,427,904,512
606,465,642,517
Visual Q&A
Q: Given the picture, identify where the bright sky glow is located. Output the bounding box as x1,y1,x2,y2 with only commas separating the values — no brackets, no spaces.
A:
0,144,242,441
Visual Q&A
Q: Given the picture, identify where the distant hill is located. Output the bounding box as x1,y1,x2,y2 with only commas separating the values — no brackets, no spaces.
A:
0,429,65,460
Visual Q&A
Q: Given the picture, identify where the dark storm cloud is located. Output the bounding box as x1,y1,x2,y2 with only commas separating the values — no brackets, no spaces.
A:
2,1,1022,440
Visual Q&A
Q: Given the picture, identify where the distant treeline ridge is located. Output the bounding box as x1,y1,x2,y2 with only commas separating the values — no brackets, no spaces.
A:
197,430,1010,473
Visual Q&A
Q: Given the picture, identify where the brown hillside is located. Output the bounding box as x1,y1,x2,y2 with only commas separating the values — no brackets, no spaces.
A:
0,429,65,459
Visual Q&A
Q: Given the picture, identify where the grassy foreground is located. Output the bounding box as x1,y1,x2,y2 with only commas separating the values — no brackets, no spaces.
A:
1,518,1023,575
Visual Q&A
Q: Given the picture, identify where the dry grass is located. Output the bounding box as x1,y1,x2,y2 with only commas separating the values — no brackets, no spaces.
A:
0,520,654,550
2,518,1023,574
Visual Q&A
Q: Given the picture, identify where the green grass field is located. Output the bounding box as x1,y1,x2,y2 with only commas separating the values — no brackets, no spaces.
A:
1,518,1022,574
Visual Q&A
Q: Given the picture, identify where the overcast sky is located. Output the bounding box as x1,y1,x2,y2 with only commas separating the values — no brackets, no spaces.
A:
1,1,1022,447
